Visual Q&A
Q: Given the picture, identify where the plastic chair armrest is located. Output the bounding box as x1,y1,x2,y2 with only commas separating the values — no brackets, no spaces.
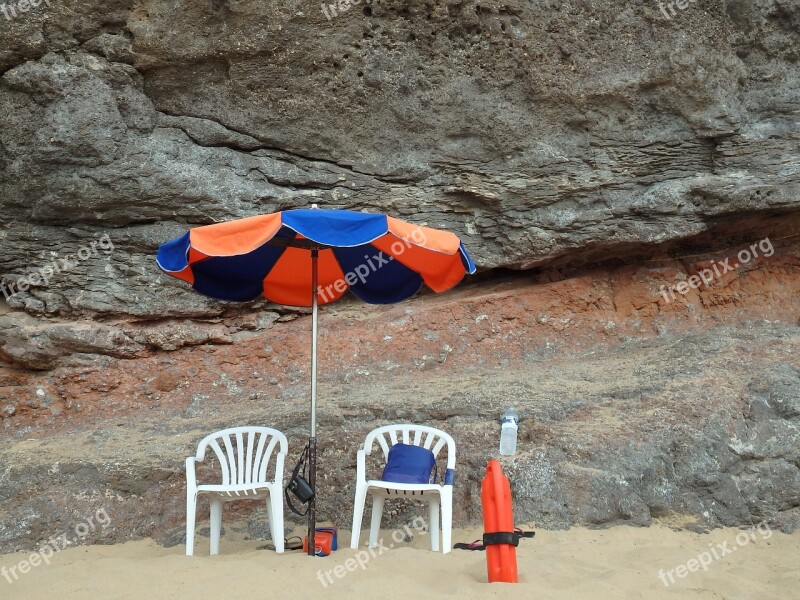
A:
356,449,366,483
186,457,197,491
274,450,287,486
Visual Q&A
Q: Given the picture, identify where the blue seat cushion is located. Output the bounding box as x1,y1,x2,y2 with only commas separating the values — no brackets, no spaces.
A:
381,443,437,484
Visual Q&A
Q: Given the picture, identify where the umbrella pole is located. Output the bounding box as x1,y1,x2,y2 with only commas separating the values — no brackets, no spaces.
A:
308,249,319,556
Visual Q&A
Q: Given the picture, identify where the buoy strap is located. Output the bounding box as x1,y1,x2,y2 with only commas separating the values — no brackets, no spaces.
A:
454,529,535,551
482,532,520,547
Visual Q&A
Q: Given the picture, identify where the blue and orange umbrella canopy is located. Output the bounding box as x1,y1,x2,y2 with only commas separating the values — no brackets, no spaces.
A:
157,208,476,306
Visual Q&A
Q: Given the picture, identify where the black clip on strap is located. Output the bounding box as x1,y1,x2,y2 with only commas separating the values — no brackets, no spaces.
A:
455,529,535,551
483,531,521,547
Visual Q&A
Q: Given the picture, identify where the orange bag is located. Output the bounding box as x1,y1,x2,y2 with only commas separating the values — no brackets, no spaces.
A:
303,529,335,556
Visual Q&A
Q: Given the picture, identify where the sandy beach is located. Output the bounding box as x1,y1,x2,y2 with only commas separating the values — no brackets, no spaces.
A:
1,524,797,600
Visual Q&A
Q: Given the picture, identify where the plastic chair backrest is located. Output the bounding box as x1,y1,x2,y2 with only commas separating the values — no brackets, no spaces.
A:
363,424,456,470
195,426,288,486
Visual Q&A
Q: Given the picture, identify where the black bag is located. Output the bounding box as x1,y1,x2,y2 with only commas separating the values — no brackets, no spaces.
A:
285,444,315,516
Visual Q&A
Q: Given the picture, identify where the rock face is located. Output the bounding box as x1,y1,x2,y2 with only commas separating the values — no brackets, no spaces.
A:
1,229,799,552
0,1,799,551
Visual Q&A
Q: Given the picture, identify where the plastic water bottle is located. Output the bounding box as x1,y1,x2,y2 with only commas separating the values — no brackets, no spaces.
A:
499,407,519,456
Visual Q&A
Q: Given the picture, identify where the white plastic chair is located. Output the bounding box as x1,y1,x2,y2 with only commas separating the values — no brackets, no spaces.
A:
185,426,288,556
350,424,456,554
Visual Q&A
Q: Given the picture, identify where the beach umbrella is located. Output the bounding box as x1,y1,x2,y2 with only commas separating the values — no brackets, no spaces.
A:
156,206,476,555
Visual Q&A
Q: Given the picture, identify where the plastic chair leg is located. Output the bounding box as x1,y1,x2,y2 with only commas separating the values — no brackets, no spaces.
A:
350,483,368,549
369,495,385,548
441,489,453,554
269,492,284,553
185,492,196,556
429,497,440,552
209,498,223,556
266,494,275,544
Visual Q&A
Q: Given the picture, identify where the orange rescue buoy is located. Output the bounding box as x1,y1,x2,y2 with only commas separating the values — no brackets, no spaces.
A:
481,459,518,583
